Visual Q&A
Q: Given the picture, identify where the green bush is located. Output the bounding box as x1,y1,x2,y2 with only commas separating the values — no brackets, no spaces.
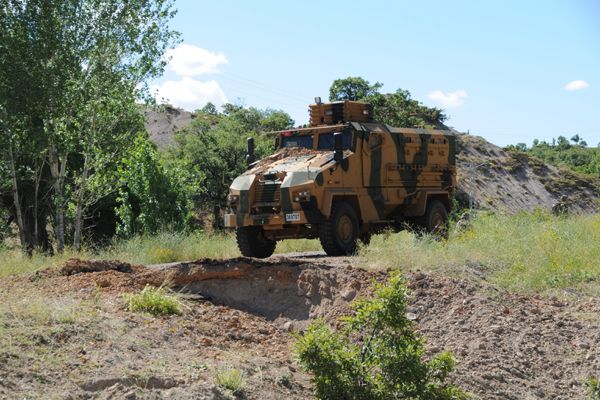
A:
124,285,181,316
294,273,468,400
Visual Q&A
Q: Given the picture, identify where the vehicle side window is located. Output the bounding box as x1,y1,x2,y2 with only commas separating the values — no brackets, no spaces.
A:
317,131,353,150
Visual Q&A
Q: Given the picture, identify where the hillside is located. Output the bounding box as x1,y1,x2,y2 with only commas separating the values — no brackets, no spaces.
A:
143,106,195,148
455,134,599,213
144,109,600,214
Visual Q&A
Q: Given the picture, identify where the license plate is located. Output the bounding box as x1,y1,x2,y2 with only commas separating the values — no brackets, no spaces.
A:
285,212,301,222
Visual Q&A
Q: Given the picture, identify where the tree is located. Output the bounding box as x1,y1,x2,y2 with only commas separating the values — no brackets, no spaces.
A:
328,78,447,129
369,90,447,129
295,273,468,400
570,134,580,145
0,0,179,252
329,77,383,101
164,105,293,217
556,136,571,150
512,137,600,176
70,76,144,249
115,135,191,237
515,143,528,152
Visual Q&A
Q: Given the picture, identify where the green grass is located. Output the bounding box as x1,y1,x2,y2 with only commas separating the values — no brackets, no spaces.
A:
2,212,599,296
0,231,321,277
588,377,600,400
0,248,95,277
214,366,245,395
124,285,182,316
104,231,239,264
359,211,600,295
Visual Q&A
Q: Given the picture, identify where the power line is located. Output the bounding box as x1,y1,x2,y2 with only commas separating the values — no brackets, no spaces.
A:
220,72,311,103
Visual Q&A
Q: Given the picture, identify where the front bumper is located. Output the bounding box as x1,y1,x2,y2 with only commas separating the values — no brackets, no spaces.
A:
224,211,309,228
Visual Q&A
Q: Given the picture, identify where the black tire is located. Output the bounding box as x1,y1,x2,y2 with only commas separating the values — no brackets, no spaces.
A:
236,226,276,258
421,200,449,238
319,202,360,256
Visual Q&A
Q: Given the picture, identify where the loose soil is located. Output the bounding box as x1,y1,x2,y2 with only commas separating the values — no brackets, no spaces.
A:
1,256,599,399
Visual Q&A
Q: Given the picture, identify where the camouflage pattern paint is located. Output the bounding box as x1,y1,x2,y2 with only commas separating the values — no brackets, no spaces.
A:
224,102,456,240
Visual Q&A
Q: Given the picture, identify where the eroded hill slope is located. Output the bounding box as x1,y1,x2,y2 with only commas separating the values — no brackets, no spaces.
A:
455,134,599,213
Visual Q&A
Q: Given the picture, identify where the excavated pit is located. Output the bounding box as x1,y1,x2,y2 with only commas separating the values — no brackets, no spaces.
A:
145,258,384,321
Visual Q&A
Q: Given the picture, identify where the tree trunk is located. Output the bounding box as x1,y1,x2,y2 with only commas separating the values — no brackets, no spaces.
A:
49,142,67,253
33,158,45,249
6,143,27,252
73,152,89,251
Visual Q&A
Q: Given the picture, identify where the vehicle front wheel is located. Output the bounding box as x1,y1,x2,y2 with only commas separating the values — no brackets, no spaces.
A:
319,202,360,256
236,226,276,258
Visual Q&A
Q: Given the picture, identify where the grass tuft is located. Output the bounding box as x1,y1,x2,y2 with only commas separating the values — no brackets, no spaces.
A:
124,285,181,316
588,377,600,400
214,366,244,395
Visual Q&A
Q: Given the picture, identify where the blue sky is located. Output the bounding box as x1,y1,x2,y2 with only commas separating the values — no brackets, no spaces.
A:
151,0,600,147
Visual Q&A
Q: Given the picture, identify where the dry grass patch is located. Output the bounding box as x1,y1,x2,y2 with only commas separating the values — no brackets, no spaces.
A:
359,211,600,295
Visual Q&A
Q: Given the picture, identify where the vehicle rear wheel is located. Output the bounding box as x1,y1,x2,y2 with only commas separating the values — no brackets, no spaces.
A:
420,200,449,238
236,226,276,258
319,202,360,256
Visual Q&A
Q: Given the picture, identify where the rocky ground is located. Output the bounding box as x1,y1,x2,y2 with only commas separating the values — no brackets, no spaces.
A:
1,256,599,399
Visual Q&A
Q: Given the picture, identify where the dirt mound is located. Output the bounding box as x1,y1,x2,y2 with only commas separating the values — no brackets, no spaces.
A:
407,271,600,399
146,258,384,323
60,258,135,275
456,134,599,213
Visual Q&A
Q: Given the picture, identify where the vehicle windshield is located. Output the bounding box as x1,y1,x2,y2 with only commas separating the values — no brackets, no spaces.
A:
281,135,313,149
280,130,353,150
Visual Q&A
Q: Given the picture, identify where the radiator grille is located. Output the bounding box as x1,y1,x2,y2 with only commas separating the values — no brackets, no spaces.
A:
254,182,281,205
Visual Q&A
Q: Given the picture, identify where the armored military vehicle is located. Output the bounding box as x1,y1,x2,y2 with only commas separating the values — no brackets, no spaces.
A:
224,100,456,258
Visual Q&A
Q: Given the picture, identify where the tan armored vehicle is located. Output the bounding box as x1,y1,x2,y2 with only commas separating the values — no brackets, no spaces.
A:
224,100,456,258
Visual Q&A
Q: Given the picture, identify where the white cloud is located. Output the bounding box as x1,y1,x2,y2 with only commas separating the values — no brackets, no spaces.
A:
427,89,468,108
564,80,589,91
165,43,228,76
151,77,227,111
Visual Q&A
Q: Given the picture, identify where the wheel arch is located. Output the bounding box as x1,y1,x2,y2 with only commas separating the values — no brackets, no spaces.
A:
322,191,362,220
404,191,451,217
427,193,451,212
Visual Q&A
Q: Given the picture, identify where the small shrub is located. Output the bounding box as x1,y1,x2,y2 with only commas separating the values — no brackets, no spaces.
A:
124,285,181,316
214,366,244,395
277,372,292,388
588,377,600,400
294,273,469,400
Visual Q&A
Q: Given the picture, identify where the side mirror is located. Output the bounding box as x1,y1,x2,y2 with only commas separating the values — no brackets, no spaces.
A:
333,132,343,163
246,137,255,166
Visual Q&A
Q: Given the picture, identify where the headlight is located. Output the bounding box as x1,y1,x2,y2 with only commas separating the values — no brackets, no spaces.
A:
293,190,310,202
